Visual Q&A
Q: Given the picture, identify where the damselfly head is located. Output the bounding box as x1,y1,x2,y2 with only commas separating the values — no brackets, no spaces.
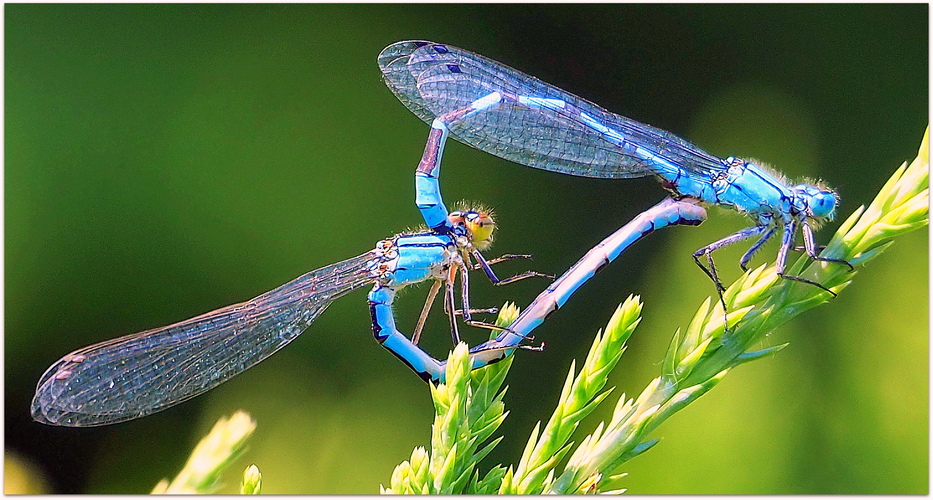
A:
793,183,838,221
448,205,496,250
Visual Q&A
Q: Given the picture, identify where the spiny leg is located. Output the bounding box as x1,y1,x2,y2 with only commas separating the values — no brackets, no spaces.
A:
775,221,839,296
445,248,553,334
443,267,463,344
800,221,854,271
468,337,546,355
739,226,777,271
453,307,499,316
439,247,554,336
481,253,533,266
693,224,769,316
470,248,554,285
456,260,511,332
412,280,443,345
413,276,499,346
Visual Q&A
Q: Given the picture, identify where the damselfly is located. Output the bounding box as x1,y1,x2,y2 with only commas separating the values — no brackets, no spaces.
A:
379,40,853,310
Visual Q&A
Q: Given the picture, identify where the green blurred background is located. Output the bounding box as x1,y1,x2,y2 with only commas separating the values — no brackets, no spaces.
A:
5,4,928,494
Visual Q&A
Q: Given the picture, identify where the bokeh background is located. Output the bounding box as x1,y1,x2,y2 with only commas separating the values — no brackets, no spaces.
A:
5,4,928,494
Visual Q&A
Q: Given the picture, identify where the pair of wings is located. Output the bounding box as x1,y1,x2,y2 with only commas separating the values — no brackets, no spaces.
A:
378,40,726,180
32,252,376,426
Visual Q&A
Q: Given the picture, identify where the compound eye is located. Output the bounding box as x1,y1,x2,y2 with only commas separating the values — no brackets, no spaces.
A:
464,211,495,250
807,189,837,220
792,184,838,221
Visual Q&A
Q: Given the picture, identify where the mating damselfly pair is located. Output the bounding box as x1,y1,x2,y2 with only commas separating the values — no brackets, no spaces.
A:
31,40,847,427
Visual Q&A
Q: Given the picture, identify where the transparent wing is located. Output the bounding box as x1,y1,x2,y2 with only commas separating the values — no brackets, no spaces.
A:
379,40,726,179
31,252,377,427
